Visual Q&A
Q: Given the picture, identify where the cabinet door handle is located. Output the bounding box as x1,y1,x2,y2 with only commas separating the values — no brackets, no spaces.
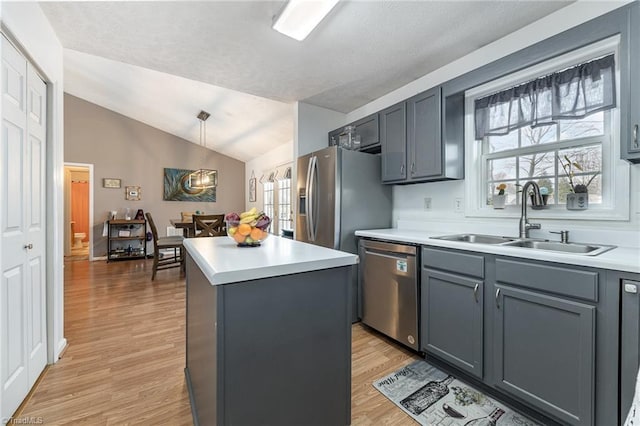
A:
634,124,638,149
473,283,479,302
495,288,501,308
400,164,405,175
411,162,415,175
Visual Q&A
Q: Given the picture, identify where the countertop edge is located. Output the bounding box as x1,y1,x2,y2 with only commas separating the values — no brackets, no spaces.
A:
355,229,640,274
184,238,359,286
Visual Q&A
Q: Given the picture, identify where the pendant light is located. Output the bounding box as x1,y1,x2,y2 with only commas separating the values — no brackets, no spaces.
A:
188,110,217,189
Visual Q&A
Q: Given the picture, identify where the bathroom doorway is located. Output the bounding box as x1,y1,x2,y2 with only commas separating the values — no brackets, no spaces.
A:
64,163,94,260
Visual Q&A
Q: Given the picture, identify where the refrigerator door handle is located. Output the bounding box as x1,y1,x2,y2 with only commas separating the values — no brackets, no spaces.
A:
311,155,320,241
305,156,314,241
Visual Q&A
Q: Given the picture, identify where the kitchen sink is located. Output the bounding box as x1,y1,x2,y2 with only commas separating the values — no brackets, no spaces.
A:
501,239,615,256
431,234,516,244
431,234,616,256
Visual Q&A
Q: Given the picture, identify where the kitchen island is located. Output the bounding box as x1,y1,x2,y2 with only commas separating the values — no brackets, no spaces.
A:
183,236,358,426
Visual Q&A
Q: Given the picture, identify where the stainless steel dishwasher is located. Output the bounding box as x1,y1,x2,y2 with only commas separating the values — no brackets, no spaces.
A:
359,239,419,350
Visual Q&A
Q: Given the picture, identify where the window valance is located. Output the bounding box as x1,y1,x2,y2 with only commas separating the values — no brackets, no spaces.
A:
474,54,616,140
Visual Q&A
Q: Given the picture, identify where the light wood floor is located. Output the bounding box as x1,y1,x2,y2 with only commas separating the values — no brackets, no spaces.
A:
17,258,419,425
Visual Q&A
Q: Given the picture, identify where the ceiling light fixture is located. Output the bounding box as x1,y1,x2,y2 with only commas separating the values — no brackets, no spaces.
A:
189,110,217,190
272,0,340,41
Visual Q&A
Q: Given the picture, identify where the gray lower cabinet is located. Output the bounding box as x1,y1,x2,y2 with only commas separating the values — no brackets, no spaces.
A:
381,102,407,182
493,284,595,426
419,246,619,425
620,275,640,421
421,269,483,379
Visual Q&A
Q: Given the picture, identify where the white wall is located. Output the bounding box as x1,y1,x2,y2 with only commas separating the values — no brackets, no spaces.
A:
1,2,67,361
343,1,639,238
245,140,293,211
294,102,345,159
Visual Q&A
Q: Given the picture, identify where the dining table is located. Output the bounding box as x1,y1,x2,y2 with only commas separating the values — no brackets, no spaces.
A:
170,219,196,238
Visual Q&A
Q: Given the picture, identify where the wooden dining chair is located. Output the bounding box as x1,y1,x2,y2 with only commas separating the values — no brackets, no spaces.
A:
146,212,185,280
193,214,226,237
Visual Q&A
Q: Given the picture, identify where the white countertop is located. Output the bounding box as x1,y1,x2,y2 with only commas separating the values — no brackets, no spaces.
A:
355,228,640,274
183,236,359,285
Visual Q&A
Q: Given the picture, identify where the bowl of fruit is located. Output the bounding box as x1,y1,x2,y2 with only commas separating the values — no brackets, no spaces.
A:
225,208,271,247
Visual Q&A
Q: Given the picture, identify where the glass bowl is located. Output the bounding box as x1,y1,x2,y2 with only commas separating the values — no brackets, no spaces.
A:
226,220,270,247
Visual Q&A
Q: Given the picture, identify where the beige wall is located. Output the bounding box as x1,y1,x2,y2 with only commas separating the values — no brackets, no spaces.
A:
64,94,245,256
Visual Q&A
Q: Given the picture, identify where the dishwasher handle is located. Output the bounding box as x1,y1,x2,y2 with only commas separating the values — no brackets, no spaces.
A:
364,249,414,262
361,239,417,256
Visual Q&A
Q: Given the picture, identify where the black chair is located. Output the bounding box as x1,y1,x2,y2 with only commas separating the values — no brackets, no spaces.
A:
146,213,184,280
192,214,226,237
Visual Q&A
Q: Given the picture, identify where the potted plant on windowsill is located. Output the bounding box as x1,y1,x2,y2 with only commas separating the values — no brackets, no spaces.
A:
493,183,507,209
558,155,598,210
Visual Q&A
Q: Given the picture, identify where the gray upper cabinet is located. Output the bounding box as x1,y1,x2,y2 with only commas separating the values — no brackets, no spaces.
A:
381,86,464,184
328,113,380,153
422,269,483,379
625,2,640,162
381,102,407,182
407,87,442,180
328,127,341,148
353,113,380,151
493,284,595,426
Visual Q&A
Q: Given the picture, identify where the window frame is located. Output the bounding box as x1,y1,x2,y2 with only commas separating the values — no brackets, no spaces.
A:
464,35,629,221
277,177,292,233
262,181,275,234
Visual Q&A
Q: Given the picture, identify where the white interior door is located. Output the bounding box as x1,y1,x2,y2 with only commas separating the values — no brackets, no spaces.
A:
0,34,47,422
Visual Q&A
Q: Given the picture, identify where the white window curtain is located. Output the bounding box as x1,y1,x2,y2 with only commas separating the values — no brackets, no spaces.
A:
474,54,616,140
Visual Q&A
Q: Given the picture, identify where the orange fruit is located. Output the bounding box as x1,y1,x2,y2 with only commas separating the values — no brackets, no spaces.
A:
238,223,251,236
250,227,263,241
233,232,246,243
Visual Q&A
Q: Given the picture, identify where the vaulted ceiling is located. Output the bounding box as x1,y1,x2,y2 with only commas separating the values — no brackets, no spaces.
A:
40,1,573,162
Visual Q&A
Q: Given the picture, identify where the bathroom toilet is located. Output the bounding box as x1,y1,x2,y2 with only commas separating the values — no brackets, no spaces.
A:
73,233,86,248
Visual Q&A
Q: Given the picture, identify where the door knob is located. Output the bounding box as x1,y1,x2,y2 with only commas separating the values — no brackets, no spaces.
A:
23,243,33,250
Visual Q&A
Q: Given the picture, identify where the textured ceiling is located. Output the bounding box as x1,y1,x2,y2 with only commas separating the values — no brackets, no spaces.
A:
39,0,573,161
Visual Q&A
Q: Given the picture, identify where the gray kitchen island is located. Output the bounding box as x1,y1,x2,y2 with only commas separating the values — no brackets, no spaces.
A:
183,236,358,426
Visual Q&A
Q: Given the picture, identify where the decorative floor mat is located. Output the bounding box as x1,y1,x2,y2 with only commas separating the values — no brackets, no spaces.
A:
373,359,543,425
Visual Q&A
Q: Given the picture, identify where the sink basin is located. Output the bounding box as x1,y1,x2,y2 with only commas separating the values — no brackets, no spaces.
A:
501,239,615,256
431,234,516,244
431,234,615,256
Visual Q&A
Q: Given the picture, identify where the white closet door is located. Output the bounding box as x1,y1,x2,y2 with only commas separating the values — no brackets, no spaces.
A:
25,63,47,388
0,34,47,421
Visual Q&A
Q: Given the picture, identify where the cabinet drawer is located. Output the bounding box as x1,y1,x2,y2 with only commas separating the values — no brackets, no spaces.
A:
422,247,484,278
495,258,598,302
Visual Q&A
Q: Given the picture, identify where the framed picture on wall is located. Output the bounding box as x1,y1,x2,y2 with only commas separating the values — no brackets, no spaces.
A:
125,186,141,201
249,172,256,202
103,178,121,188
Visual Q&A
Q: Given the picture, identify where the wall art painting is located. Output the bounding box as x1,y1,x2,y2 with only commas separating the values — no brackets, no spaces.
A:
163,168,217,202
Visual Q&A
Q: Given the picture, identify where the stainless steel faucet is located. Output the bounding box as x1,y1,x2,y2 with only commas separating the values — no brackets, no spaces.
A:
519,181,543,238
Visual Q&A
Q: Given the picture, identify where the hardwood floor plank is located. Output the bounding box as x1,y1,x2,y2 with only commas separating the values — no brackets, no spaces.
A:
16,258,417,425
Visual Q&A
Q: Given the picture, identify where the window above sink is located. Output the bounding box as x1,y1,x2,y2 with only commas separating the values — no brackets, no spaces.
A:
464,35,630,222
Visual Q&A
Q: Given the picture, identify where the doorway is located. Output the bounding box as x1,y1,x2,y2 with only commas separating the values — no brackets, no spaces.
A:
64,163,94,260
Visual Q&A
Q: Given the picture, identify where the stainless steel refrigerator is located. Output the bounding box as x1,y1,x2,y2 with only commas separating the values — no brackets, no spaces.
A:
296,145,392,322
